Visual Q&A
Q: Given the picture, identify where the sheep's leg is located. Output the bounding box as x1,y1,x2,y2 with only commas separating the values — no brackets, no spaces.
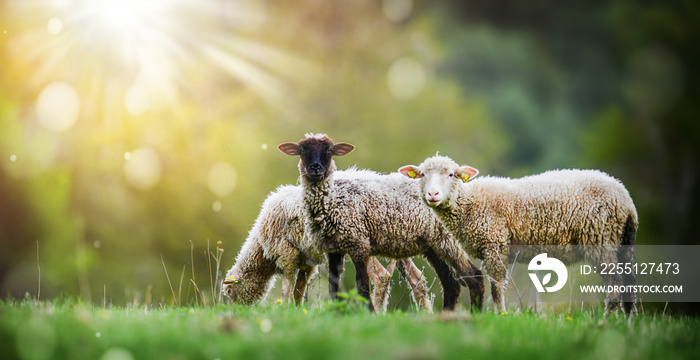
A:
281,271,298,304
461,259,484,312
489,277,506,313
327,253,345,300
431,244,485,312
351,256,375,312
601,273,622,315
292,266,316,306
397,258,433,313
367,258,392,314
484,249,507,313
597,250,623,315
367,257,389,288
423,248,461,311
618,242,638,315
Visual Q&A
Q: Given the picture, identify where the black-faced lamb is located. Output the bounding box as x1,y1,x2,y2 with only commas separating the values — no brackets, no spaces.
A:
278,134,485,312
222,184,433,312
399,154,638,314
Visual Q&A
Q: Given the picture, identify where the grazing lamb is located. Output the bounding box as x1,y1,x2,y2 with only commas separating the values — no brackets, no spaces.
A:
278,134,485,312
222,183,433,312
399,154,638,314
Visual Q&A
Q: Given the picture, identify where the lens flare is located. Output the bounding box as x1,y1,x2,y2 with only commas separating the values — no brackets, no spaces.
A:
10,0,307,122
387,56,426,100
383,0,413,23
124,82,151,116
100,347,135,360
124,147,162,190
47,17,63,34
35,81,81,133
94,0,139,31
16,318,57,360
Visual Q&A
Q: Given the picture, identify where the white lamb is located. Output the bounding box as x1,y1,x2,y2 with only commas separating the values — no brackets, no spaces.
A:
223,183,433,312
278,134,485,312
400,154,638,314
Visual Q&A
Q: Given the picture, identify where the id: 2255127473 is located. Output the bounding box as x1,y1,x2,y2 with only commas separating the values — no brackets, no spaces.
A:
581,262,680,275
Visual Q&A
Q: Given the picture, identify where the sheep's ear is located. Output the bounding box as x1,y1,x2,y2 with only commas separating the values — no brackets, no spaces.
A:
332,143,355,156
223,275,239,285
278,142,300,156
399,165,423,179
455,166,479,183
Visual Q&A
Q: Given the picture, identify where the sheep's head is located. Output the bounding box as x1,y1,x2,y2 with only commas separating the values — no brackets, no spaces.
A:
399,155,478,207
222,274,247,304
222,273,261,305
278,133,355,183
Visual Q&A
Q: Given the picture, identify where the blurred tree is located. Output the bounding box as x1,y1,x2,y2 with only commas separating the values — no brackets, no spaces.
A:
435,0,700,245
582,1,700,246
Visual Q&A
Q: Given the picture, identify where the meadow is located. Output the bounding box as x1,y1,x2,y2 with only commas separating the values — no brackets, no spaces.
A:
1,297,699,360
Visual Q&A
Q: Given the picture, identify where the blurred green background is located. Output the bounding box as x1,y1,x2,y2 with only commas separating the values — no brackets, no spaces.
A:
0,0,698,307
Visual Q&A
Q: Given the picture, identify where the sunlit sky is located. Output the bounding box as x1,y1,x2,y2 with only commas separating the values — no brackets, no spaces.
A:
9,0,321,127
4,0,427,192
6,0,330,195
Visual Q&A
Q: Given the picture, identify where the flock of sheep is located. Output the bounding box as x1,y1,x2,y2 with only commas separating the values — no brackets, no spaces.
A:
223,133,638,314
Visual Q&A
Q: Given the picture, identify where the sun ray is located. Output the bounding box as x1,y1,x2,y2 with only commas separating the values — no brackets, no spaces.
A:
8,0,310,122
212,36,319,84
202,44,288,102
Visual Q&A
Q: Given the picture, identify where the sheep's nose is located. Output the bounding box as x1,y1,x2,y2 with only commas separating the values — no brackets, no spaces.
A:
428,191,440,198
309,163,322,173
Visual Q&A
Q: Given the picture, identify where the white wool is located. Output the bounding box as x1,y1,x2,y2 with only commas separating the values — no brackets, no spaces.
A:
410,154,638,314
223,173,432,311
293,135,484,312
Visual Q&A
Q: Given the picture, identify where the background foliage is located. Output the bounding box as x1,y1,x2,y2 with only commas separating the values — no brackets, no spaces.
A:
0,0,698,308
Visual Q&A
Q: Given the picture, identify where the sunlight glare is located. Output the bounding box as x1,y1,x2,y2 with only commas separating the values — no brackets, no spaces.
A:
383,0,413,23
100,347,135,360
36,81,81,133
47,17,63,35
212,201,223,213
95,0,139,31
259,318,273,333
124,147,162,190
124,82,151,116
12,0,308,127
387,56,426,100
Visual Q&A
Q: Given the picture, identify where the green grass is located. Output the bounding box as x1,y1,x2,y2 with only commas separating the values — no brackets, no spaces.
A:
1,298,699,360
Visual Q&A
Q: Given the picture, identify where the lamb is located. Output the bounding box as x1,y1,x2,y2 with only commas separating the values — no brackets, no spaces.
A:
399,154,638,314
278,133,485,312
222,183,433,313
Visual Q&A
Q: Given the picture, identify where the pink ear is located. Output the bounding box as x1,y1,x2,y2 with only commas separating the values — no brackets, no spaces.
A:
455,166,478,183
277,142,300,156
398,165,422,179
332,142,355,156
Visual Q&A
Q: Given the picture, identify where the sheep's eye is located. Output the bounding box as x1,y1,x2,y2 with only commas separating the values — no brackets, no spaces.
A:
448,173,454,178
